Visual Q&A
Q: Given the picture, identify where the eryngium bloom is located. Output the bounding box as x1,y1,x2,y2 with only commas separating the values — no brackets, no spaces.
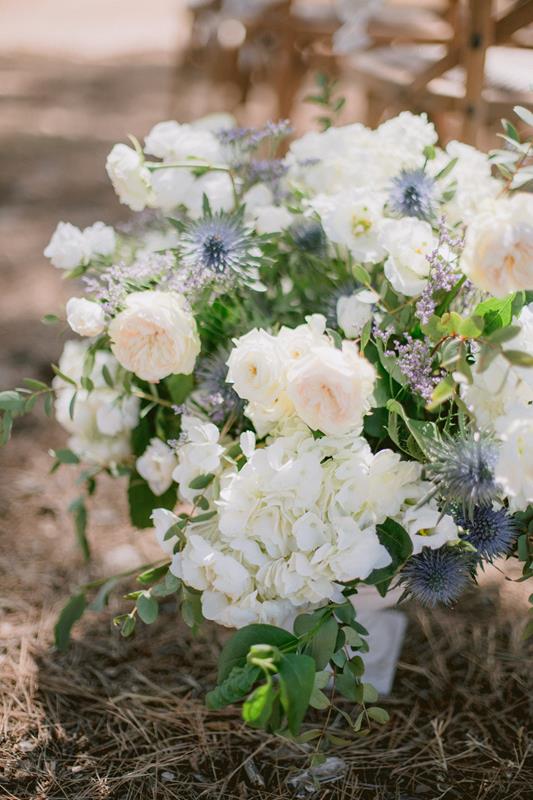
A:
401,546,472,607
196,347,244,426
455,505,517,561
289,217,326,255
389,168,435,221
426,433,499,518
178,208,260,289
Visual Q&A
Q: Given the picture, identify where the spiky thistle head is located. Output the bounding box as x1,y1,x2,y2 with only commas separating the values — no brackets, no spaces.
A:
455,505,517,561
178,206,258,286
195,347,244,426
426,433,499,518
289,217,327,255
401,546,472,607
389,168,435,221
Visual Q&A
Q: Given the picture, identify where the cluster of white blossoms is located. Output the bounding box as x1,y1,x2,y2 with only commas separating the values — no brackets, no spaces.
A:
31,110,533,644
226,314,376,437
44,221,115,270
152,419,459,628
53,341,139,466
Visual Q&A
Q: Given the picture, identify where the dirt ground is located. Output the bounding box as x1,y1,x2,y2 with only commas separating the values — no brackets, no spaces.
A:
0,5,532,798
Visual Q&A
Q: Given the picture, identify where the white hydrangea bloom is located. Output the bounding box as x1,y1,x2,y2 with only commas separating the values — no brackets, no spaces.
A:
172,416,225,503
53,340,139,466
431,141,500,225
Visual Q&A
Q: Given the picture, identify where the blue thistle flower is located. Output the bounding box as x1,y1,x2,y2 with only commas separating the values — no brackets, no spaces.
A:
426,434,499,518
401,546,472,607
455,506,517,561
289,217,326,255
389,168,435,220
179,209,255,280
196,347,244,426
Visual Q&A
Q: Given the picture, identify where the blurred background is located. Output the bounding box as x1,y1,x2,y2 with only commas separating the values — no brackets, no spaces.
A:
1,3,532,798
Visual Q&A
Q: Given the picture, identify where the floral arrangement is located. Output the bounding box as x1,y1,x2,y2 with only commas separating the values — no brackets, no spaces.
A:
2,104,533,741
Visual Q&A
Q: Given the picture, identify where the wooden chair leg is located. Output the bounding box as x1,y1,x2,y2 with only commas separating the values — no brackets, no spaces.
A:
366,90,388,127
462,0,493,146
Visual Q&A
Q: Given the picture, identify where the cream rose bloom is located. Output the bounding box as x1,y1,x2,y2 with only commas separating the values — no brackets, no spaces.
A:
66,297,106,337
106,143,153,212
461,194,533,296
226,329,284,406
286,342,375,435
108,290,200,382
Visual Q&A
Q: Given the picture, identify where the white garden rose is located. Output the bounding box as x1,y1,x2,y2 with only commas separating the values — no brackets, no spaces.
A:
44,222,91,270
226,329,284,406
106,143,153,212
286,341,375,435
495,406,533,512
144,120,223,163
137,438,177,496
108,290,200,382
311,190,386,262
44,221,115,270
336,290,375,338
66,297,106,337
461,194,533,296
380,217,436,296
82,221,116,257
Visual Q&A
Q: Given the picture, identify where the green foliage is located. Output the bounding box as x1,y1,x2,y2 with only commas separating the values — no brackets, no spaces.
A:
304,72,346,131
68,496,90,561
54,593,87,651
127,471,177,528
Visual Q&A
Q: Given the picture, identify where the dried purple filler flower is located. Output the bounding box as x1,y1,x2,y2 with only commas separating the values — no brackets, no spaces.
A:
392,335,440,401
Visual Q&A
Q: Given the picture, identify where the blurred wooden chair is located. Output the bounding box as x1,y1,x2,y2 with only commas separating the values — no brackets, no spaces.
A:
348,0,533,144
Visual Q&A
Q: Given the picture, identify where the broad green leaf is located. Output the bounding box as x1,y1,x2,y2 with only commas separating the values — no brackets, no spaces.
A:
306,615,338,670
127,472,177,528
278,653,315,735
54,448,80,464
136,593,159,624
218,624,297,682
188,473,215,490
367,706,390,724
165,373,194,405
68,497,90,561
0,390,25,412
54,593,86,651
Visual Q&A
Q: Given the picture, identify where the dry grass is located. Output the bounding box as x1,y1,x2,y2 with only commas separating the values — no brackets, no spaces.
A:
1,430,531,799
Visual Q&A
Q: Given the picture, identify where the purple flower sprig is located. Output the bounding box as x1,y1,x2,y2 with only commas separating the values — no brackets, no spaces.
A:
416,219,465,325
